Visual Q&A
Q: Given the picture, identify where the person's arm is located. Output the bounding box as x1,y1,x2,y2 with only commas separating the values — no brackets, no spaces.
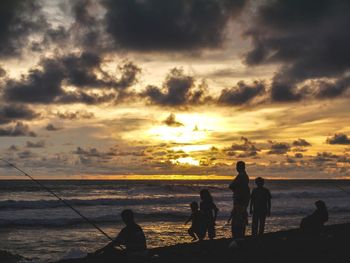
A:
267,190,272,216
95,230,124,254
227,210,233,223
213,204,219,222
184,215,192,225
249,190,254,214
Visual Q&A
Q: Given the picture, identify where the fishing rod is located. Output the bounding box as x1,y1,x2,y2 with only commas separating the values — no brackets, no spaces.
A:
0,158,114,242
333,183,350,197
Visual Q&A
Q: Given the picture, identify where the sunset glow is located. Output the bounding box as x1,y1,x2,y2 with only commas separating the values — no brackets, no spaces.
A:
0,0,349,179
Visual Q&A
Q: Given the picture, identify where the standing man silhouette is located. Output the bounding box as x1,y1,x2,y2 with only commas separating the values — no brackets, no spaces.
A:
229,161,250,238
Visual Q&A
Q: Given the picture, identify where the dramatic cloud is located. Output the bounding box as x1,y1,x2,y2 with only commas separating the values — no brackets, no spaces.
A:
143,68,210,107
3,58,65,103
2,52,140,104
8,145,19,151
0,0,45,57
218,80,266,106
163,113,184,127
245,0,350,102
17,150,35,159
292,138,311,147
0,104,39,124
294,153,303,158
55,110,95,120
326,133,350,145
0,122,36,137
45,124,61,131
102,0,246,51
26,140,45,148
224,137,260,157
313,152,338,163
267,141,290,155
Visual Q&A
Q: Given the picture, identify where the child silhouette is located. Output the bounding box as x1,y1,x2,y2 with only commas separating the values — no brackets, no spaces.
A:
199,189,219,240
250,177,271,236
185,201,202,241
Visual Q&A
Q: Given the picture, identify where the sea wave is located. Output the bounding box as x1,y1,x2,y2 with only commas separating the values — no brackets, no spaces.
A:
1,188,346,211
0,212,186,227
0,196,194,210
1,207,350,227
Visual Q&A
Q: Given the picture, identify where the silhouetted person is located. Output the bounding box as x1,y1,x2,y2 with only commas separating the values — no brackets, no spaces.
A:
228,204,248,239
97,209,147,262
300,200,328,236
228,161,250,238
250,177,271,236
185,201,202,241
199,189,219,240
229,161,250,208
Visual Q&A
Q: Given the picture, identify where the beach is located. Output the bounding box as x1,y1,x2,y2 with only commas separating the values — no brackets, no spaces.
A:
55,223,350,263
1,179,350,262
2,223,349,263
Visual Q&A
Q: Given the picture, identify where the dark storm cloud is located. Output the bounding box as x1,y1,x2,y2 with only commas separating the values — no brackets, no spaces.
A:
224,137,260,157
163,113,184,127
26,140,45,148
0,122,36,137
245,0,350,102
313,152,338,163
294,153,303,158
0,67,6,78
69,0,109,51
56,91,116,105
143,68,210,107
4,59,65,103
55,110,95,120
0,104,39,124
292,139,311,147
102,0,246,51
8,145,19,151
2,52,141,104
267,141,290,155
218,80,266,106
311,77,350,99
326,133,350,145
0,0,45,57
45,124,61,131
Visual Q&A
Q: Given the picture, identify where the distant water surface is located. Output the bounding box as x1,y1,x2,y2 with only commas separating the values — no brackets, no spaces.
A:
1,179,350,262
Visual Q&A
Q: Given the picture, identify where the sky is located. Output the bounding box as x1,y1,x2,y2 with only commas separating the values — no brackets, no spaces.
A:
0,0,350,179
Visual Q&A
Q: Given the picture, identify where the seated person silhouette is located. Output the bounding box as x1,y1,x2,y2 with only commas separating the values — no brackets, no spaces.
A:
185,201,202,241
300,200,328,236
96,209,147,262
250,177,271,236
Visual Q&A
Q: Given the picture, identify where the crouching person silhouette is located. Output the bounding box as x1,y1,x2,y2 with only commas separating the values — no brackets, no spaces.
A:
300,200,328,236
96,209,147,262
185,201,202,241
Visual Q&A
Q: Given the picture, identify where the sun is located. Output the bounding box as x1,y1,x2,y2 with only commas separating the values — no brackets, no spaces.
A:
147,113,220,144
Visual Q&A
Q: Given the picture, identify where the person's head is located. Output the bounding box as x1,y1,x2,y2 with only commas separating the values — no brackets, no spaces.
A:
121,209,134,225
255,177,265,187
236,161,246,173
200,189,213,202
315,200,327,210
190,201,198,212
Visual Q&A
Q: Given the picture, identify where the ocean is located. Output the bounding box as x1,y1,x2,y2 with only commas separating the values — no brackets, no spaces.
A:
1,179,350,262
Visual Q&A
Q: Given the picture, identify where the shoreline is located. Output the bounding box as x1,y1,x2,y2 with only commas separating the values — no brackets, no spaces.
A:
3,223,348,263
56,223,349,263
